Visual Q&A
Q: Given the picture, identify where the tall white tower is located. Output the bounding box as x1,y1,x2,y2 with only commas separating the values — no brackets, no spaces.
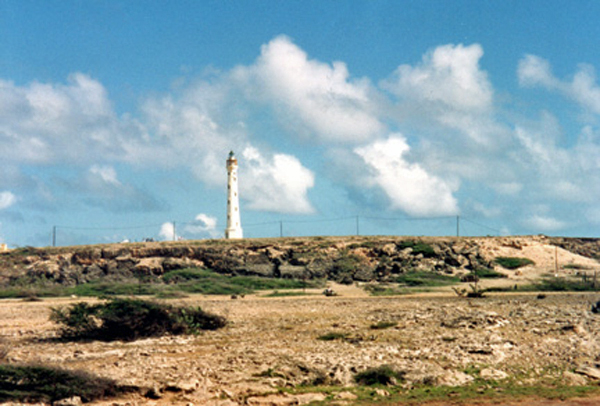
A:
225,151,243,239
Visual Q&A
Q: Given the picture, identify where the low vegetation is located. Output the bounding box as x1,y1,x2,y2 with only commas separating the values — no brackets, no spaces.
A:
369,321,397,330
0,364,127,403
363,284,411,296
0,268,323,299
354,365,405,386
397,241,436,257
531,276,599,292
50,298,226,341
317,332,349,341
495,256,535,269
395,271,460,287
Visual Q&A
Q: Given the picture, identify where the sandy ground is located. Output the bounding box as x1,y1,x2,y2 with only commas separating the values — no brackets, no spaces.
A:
2,286,600,406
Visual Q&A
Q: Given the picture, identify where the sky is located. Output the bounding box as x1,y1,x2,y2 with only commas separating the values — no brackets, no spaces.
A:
1,1,600,247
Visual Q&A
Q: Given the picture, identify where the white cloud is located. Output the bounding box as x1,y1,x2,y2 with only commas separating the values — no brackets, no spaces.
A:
519,54,600,115
0,73,134,166
234,35,384,143
89,165,121,185
241,146,315,214
385,43,492,112
524,214,568,232
79,165,165,212
184,213,220,238
382,43,503,149
0,191,16,210
354,136,459,217
159,222,176,241
517,55,557,88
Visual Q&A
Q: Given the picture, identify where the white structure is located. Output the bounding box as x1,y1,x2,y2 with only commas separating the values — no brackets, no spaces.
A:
225,151,243,239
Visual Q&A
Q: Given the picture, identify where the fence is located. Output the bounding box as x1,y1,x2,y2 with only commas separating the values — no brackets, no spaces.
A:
50,215,502,247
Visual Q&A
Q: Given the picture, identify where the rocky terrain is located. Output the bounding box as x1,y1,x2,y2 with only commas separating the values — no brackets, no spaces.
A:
1,236,600,405
1,235,600,288
2,288,600,405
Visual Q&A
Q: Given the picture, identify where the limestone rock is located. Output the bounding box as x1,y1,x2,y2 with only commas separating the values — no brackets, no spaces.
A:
480,368,508,380
53,396,82,406
247,394,298,406
575,365,600,380
335,391,357,400
437,370,474,386
563,370,588,386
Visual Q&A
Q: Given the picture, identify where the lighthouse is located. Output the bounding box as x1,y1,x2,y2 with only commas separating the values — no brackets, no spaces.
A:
225,151,243,239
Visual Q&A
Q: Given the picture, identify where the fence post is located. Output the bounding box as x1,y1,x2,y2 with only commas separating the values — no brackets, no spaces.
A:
456,216,460,237
356,215,360,236
280,221,283,238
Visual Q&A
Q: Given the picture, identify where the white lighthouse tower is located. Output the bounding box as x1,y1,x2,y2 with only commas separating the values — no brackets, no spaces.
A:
225,151,243,239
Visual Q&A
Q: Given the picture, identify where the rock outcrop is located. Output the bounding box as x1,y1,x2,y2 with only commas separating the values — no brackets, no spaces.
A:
0,236,598,288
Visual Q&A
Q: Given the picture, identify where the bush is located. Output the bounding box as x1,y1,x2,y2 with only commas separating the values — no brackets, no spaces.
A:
531,277,598,292
397,241,436,257
0,364,124,403
370,321,397,330
473,268,507,279
354,365,404,386
396,271,459,287
317,332,349,341
494,257,534,270
50,298,226,341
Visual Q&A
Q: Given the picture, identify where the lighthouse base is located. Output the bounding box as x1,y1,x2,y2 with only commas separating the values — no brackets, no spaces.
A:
225,227,243,239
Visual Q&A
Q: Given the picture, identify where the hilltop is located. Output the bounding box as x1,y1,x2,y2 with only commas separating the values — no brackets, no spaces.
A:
1,235,599,292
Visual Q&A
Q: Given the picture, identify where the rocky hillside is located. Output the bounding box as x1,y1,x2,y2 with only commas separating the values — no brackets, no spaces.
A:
1,235,599,287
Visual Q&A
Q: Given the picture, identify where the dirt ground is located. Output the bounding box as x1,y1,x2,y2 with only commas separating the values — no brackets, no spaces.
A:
1,284,600,406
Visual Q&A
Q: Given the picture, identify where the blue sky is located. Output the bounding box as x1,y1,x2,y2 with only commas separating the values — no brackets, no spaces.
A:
1,1,600,247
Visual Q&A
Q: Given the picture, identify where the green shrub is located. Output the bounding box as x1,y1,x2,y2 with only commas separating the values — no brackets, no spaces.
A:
370,321,397,330
531,277,598,292
50,298,226,341
163,268,212,283
494,257,534,270
354,365,404,386
396,271,460,287
473,268,507,279
397,241,436,257
364,284,410,296
0,364,124,403
317,332,349,341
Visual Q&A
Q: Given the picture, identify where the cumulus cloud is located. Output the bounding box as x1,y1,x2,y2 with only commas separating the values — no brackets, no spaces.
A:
519,54,600,115
353,136,459,217
384,43,492,112
234,35,384,143
159,222,176,241
141,83,316,214
513,115,600,204
524,214,568,232
184,213,220,238
0,73,135,166
241,146,315,214
0,191,16,210
75,165,165,212
382,43,503,148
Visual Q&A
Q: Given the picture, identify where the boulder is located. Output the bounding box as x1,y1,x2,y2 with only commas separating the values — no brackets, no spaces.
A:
279,265,308,279
134,257,164,276
53,396,82,406
236,264,276,277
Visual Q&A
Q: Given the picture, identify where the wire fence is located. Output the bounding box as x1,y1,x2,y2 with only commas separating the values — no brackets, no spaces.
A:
51,215,503,247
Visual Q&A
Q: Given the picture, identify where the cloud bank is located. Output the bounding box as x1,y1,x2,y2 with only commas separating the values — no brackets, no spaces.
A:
3,35,600,240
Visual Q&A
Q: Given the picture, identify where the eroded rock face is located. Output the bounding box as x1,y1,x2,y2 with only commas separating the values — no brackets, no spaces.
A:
1,236,598,289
